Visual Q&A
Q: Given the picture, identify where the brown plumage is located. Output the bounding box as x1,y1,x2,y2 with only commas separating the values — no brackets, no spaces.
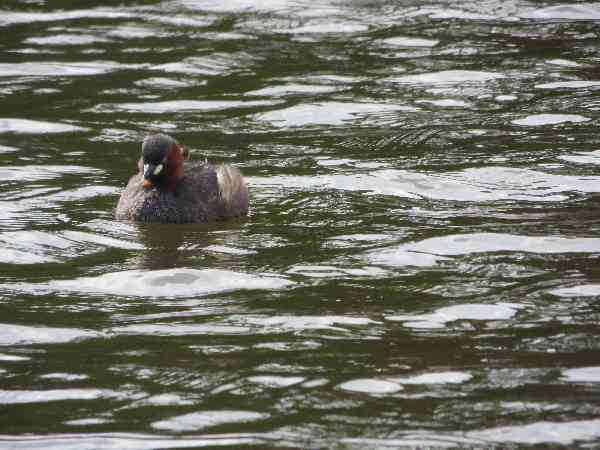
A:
115,134,248,223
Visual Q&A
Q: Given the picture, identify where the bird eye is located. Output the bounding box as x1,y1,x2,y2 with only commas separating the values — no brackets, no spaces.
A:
154,164,163,175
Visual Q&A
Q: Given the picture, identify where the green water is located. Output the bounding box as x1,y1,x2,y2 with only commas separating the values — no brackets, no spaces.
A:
1,1,600,448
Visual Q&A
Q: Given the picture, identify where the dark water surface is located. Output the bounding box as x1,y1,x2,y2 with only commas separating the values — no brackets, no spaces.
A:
1,0,600,448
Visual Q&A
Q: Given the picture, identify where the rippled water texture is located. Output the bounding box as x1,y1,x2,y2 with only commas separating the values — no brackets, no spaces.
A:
1,0,600,448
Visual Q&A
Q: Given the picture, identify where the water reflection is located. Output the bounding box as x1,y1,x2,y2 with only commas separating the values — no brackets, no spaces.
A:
512,113,591,126
468,420,600,445
152,410,269,432
0,62,137,77
251,167,600,202
386,303,520,329
0,119,88,134
1,267,293,299
1,0,600,447
0,324,102,346
387,70,505,85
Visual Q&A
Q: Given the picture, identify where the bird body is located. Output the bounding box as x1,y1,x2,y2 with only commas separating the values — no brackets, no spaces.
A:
115,134,248,223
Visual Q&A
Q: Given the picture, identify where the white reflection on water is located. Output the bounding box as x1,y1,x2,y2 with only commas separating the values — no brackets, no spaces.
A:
325,233,395,249
64,417,113,426
549,283,600,297
338,378,403,394
339,371,472,397
342,435,472,449
0,119,88,134
44,186,120,202
253,340,321,352
0,353,30,361
559,149,600,165
495,94,517,102
134,77,196,89
546,59,581,67
562,367,600,383
468,419,600,445
286,264,388,278
130,393,195,407
512,113,590,126
240,315,379,332
254,101,416,128
536,80,600,90
389,371,472,385
247,375,305,388
96,99,279,114
39,373,89,381
111,323,251,336
421,8,500,20
386,303,520,329
0,62,142,77
176,0,294,13
387,70,504,84
278,22,368,34
106,25,170,39
155,53,259,76
0,324,102,346
0,186,117,231
0,144,19,153
0,389,122,404
0,165,100,181
0,228,141,264
1,268,294,298
250,166,600,202
416,98,471,108
0,433,267,450
0,9,135,26
152,410,269,432
380,36,439,47
24,34,113,46
370,233,600,268
519,4,600,20
245,83,340,97
147,14,216,28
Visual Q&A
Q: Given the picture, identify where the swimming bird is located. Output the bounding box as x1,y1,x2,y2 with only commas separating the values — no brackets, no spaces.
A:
115,134,248,223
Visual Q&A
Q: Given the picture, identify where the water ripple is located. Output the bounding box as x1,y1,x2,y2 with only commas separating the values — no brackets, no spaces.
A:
152,410,269,432
0,433,271,450
24,34,113,46
254,102,416,128
0,62,142,77
0,9,136,27
386,303,521,329
0,324,102,346
251,167,600,202
520,4,600,21
0,229,140,264
468,419,600,445
1,0,600,444
562,367,600,383
512,114,591,126
96,99,280,114
0,268,294,298
369,233,600,268
0,119,88,134
387,70,505,85
0,389,121,405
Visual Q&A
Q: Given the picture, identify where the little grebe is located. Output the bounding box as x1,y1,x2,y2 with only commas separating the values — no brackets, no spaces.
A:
115,134,248,223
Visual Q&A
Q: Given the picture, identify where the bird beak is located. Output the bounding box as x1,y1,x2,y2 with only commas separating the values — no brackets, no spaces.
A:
142,163,156,189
